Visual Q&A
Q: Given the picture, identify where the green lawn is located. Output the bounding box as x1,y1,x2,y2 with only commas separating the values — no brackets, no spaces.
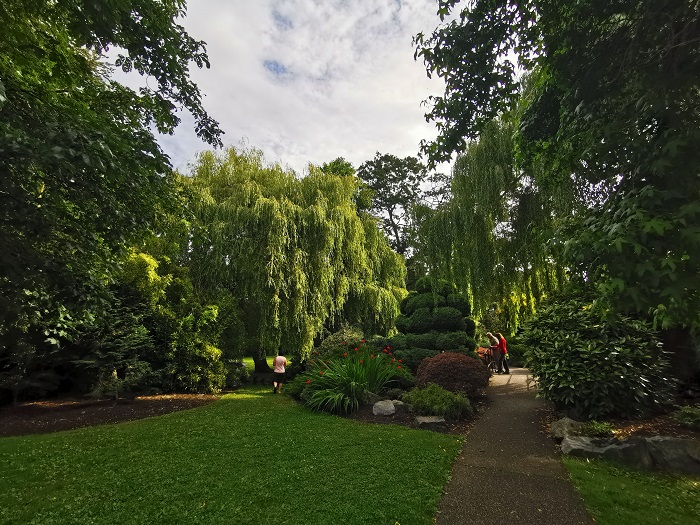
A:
565,457,700,525
0,386,461,525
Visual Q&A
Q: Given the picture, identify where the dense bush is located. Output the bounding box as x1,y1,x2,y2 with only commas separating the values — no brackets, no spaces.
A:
522,288,673,419
404,383,473,420
317,325,365,359
416,352,489,400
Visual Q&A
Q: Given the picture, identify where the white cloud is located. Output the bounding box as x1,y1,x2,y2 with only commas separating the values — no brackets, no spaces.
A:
132,0,449,175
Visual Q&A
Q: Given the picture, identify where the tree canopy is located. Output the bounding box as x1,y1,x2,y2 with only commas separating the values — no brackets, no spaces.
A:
185,147,406,366
356,152,425,255
416,0,700,329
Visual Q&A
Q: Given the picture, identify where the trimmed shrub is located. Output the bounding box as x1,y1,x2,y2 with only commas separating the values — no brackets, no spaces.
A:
408,308,434,333
404,383,473,420
404,293,446,316
522,287,673,419
408,331,440,350
416,352,489,399
446,293,471,317
436,331,468,352
394,348,439,373
432,307,467,332
389,333,409,352
399,291,417,315
464,318,476,338
395,314,410,333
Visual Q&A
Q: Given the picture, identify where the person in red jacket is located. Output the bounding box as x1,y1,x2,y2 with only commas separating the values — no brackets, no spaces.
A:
496,333,510,374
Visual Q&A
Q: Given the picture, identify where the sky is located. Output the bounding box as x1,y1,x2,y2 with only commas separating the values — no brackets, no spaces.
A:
117,0,450,176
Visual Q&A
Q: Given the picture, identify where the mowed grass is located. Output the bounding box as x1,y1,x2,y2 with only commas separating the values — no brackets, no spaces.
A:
0,386,461,525
564,457,700,525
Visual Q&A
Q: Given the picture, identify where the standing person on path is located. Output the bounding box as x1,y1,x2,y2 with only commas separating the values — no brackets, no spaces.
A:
496,332,510,374
272,352,287,393
486,332,500,371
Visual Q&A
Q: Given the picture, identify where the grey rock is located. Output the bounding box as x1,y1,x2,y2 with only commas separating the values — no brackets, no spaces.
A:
645,436,700,475
550,417,586,440
416,415,446,431
362,392,381,405
561,436,653,470
372,399,396,416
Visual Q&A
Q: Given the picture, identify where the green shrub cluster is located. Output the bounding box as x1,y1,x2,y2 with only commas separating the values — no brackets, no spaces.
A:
390,277,476,372
672,405,700,430
403,383,473,420
522,287,673,419
416,352,489,400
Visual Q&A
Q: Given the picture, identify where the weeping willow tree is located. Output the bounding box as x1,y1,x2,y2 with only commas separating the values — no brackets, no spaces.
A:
184,146,406,370
417,119,572,333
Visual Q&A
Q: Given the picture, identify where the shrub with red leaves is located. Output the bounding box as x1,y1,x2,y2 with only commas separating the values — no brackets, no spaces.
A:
416,352,489,399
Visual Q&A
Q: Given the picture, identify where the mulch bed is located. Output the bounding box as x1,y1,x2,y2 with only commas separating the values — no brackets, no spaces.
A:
0,394,220,438
2,393,698,440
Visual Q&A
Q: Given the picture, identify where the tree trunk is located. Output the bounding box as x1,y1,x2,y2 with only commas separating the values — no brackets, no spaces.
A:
252,348,272,373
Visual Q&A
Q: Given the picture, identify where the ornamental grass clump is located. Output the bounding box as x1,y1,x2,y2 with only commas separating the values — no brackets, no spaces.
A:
291,343,407,415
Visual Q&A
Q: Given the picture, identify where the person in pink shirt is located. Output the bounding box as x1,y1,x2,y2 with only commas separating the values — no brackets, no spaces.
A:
272,352,287,394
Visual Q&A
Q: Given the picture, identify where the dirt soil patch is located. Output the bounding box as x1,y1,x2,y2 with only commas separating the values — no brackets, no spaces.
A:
0,394,220,438
3,394,698,440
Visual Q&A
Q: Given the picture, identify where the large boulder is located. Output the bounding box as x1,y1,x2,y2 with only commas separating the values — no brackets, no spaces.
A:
373,400,396,416
645,436,700,476
561,436,653,470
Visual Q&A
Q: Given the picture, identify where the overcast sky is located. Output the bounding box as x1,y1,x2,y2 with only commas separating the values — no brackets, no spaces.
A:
125,0,449,176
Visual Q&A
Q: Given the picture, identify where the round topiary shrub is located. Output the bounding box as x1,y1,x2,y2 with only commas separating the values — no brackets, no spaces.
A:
408,308,434,333
435,331,468,352
404,293,446,316
416,352,489,399
432,307,467,331
446,293,471,317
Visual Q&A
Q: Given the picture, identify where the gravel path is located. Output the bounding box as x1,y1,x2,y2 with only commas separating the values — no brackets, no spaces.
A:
436,368,594,525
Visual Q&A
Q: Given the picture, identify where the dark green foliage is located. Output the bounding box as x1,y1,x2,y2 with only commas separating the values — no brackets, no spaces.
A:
404,383,473,420
391,278,476,373
408,308,434,333
395,315,410,333
672,405,700,431
522,288,673,419
463,318,476,338
446,293,471,317
224,361,249,389
394,348,439,373
409,332,440,349
504,336,526,367
416,352,490,400
435,332,468,352
432,307,467,332
404,293,446,316
317,326,366,360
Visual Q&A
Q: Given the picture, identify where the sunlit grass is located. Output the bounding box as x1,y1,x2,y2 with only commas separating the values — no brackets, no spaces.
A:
0,385,461,525
564,457,700,525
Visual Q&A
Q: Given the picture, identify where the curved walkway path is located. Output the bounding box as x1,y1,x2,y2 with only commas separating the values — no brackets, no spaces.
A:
436,368,594,525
